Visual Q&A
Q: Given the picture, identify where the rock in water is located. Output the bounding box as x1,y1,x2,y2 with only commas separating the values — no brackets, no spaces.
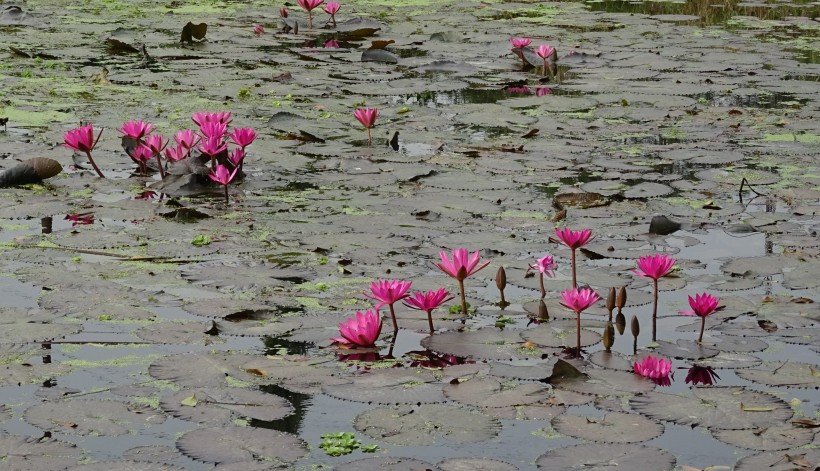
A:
648,215,681,235
0,157,62,186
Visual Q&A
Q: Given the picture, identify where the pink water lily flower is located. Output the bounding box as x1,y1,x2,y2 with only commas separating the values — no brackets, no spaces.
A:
325,39,340,48
353,107,379,145
254,24,265,36
229,148,246,166
142,134,168,178
229,127,257,149
174,129,200,150
297,0,324,28
280,7,289,17
199,121,228,141
536,87,552,97
509,37,531,49
163,144,187,162
535,44,556,77
680,293,720,343
208,164,239,205
323,1,340,26
192,111,232,127
129,144,153,174
634,355,672,380
685,365,720,386
529,254,557,298
560,287,602,357
554,228,593,289
633,253,677,343
437,248,490,316
364,279,412,333
404,288,455,333
197,137,228,167
64,124,105,178
330,309,382,347
117,120,154,140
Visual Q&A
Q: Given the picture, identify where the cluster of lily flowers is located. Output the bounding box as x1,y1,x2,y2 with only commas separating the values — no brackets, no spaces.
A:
510,37,556,77
63,112,257,204
333,228,723,387
254,1,342,33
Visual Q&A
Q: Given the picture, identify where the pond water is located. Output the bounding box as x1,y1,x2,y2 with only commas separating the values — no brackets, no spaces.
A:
0,0,818,470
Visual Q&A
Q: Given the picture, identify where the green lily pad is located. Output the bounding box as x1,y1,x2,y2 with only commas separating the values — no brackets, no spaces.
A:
552,411,664,443
536,443,675,470
355,404,501,446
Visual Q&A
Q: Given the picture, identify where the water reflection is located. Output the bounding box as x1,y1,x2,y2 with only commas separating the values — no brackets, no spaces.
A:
685,365,721,385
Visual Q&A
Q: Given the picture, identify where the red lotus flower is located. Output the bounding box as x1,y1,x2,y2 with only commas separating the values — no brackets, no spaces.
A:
229,127,257,149
297,0,324,28
509,37,531,49
64,124,105,178
325,39,340,48
560,287,602,358
437,248,490,316
680,293,720,342
228,148,246,167
353,107,379,145
685,365,720,386
164,144,187,162
199,121,228,141
280,7,288,17
536,87,552,97
174,129,200,150
364,279,412,333
634,355,672,380
117,120,154,140
197,137,228,158
554,228,592,289
192,111,232,128
143,134,167,155
633,254,676,280
330,309,382,347
208,164,239,205
529,254,557,298
535,44,556,77
254,25,265,36
323,1,340,26
130,145,153,163
404,288,455,333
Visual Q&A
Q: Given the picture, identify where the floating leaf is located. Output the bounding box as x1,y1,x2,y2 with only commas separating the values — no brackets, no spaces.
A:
161,388,293,425
552,411,664,443
64,461,187,471
536,443,676,470
176,426,307,464
438,458,518,471
712,424,815,451
24,400,165,436
355,404,501,446
734,448,820,471
736,361,820,389
322,368,446,405
443,377,551,408
180,22,207,43
334,457,437,471
0,432,84,469
180,395,198,407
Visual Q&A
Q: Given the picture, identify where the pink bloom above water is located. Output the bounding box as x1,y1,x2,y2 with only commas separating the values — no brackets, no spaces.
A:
197,137,227,157
63,124,100,153
536,87,552,97
323,1,340,14
633,355,673,379
509,37,531,49
324,39,340,48
353,107,378,129
529,254,557,277
298,0,324,11
229,148,246,166
174,129,200,149
633,253,676,281
192,111,232,127
143,134,167,155
330,309,382,347
554,228,593,250
208,164,238,186
163,144,187,162
130,145,153,163
403,288,454,312
254,24,265,36
117,120,154,140
436,248,490,282
535,44,555,60
199,121,228,141
685,365,720,386
364,279,412,308
280,7,289,17
559,288,601,314
680,293,720,317
229,127,257,148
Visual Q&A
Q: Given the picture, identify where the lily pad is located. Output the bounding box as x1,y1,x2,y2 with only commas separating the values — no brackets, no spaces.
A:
536,443,675,470
552,411,664,443
180,260,314,292
734,447,820,471
421,328,538,361
63,462,187,471
176,426,307,464
322,368,447,405
354,404,501,445
712,423,815,451
630,387,793,430
653,339,719,360
160,388,293,425
443,377,551,408
735,361,820,388
24,399,165,436
554,368,657,396
0,432,84,470
334,457,439,471
438,458,518,471
521,325,602,349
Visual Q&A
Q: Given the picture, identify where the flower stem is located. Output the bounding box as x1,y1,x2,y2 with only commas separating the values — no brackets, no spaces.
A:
575,311,581,358
539,273,546,298
542,58,547,77
308,10,313,29
84,151,106,178
652,279,658,342
458,279,467,316
426,309,434,334
367,128,372,146
570,249,577,289
698,316,705,343
224,184,229,205
154,152,166,179
388,303,399,334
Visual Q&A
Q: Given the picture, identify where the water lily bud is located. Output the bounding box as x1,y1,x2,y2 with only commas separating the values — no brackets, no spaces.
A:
606,287,616,312
631,315,640,338
615,313,626,335
603,322,615,350
538,299,549,321
496,266,507,291
617,286,627,310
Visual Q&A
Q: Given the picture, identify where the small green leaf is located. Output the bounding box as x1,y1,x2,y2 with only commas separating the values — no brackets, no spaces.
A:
360,444,379,453
191,234,211,246
180,394,198,407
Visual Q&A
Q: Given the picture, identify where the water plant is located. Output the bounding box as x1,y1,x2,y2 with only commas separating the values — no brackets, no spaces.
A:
685,365,720,385
208,164,238,205
330,309,383,347
319,431,378,456
634,355,672,383
679,293,720,343
403,288,454,334
254,24,265,36
297,0,324,29
553,228,592,289
528,254,557,298
559,287,601,357
436,248,490,316
363,279,411,333
63,124,106,178
633,253,676,342
509,37,531,68
353,107,378,145
535,44,555,77
323,1,340,27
